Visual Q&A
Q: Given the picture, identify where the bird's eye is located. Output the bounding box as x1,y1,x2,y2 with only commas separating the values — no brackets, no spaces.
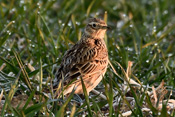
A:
92,23,96,27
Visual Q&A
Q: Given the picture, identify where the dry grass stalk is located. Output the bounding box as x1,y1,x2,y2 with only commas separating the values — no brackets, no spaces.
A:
91,89,107,100
27,63,35,71
0,90,3,103
0,63,6,71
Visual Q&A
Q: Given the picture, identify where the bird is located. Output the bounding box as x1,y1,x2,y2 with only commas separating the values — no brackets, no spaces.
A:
53,18,110,96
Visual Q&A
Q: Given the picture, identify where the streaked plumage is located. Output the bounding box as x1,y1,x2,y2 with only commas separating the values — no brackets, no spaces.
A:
53,18,109,95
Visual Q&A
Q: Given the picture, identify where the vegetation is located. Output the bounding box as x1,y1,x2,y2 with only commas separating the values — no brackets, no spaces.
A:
0,0,175,116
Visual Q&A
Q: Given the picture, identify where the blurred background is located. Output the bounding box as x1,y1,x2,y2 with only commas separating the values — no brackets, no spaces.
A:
0,0,175,116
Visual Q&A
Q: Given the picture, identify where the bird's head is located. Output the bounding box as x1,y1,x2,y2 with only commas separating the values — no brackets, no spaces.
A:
84,18,110,39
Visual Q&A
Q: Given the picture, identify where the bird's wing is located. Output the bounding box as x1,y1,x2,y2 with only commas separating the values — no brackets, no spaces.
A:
54,39,108,87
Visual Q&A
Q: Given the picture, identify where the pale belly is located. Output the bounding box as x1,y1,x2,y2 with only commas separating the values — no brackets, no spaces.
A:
63,67,107,95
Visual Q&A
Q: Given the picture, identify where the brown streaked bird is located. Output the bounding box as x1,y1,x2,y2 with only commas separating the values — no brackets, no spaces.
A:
53,18,110,95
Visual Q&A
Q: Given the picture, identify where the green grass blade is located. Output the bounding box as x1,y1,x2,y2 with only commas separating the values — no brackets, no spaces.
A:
80,77,93,117
86,0,96,17
1,70,21,116
56,88,75,117
0,56,19,74
109,77,114,116
39,58,43,101
24,102,45,115
160,103,168,117
22,90,36,110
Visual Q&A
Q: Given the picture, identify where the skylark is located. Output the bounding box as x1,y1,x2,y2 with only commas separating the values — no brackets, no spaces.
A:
53,18,110,95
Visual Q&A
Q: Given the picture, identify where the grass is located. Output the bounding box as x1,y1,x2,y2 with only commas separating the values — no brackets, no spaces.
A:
0,0,175,116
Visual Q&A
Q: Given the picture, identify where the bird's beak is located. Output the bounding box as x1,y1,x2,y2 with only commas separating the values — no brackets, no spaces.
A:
107,26,111,30
102,26,111,30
